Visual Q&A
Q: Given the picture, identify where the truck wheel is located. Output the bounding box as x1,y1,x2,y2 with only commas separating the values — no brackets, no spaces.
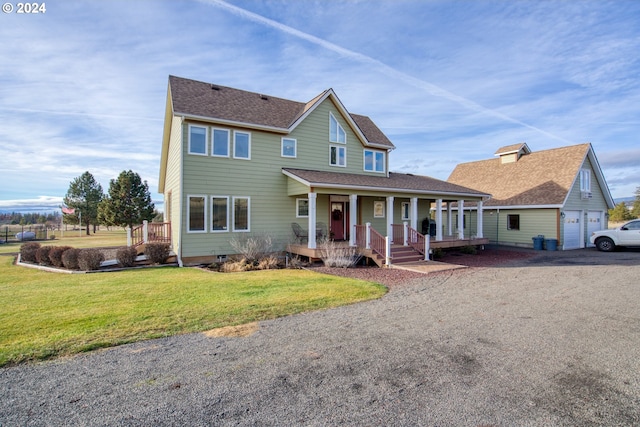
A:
595,237,615,252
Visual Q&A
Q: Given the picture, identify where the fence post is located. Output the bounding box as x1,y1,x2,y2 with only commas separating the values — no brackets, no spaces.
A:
385,236,391,266
424,234,430,261
365,222,371,250
143,220,149,243
126,227,132,247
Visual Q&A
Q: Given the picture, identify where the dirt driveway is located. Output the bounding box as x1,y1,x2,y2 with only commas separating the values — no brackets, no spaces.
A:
1,247,639,426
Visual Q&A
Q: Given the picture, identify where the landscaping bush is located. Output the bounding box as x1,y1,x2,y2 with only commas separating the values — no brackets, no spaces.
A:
116,246,138,267
221,258,250,273
49,246,73,267
460,245,478,255
318,238,362,268
19,242,41,263
144,243,169,265
78,249,104,271
35,246,53,266
62,248,80,270
256,254,280,270
229,233,274,264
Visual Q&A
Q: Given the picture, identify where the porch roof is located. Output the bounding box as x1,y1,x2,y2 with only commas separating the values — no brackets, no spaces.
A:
283,168,491,199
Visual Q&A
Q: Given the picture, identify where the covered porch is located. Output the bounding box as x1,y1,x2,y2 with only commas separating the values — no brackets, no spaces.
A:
283,168,491,267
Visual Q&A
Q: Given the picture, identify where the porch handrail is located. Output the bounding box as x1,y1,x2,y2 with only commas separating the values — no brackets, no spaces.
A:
127,221,171,247
369,227,385,258
354,224,366,248
407,226,425,255
391,223,404,244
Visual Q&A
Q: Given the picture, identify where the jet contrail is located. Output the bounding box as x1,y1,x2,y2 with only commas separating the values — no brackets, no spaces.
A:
199,0,572,144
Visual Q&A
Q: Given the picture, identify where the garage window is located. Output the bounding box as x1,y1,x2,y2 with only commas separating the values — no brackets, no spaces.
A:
507,214,520,230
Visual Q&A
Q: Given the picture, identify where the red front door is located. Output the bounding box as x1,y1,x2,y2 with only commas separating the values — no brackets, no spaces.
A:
330,202,345,240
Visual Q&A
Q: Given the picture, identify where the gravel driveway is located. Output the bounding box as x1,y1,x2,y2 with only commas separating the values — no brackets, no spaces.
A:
2,247,639,426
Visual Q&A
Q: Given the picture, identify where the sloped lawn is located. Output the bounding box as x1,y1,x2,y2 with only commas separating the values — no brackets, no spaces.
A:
0,256,386,366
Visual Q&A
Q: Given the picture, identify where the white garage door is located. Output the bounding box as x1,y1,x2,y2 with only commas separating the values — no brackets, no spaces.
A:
563,210,581,249
586,211,603,248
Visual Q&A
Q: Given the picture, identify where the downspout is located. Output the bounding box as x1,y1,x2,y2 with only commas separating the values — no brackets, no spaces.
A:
496,208,499,246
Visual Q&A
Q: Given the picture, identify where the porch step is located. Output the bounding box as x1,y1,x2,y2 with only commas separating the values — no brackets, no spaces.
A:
390,245,425,264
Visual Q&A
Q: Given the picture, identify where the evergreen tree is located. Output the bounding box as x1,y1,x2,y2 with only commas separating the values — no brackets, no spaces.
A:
63,171,104,235
632,186,640,219
608,201,633,222
99,170,155,229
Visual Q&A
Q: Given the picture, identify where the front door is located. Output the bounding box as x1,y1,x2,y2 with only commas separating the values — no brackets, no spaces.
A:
330,202,345,240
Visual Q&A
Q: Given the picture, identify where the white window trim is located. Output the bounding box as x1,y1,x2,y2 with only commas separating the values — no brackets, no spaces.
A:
211,128,230,158
401,202,410,220
330,145,347,167
210,195,229,233
329,112,346,144
187,194,207,233
188,125,208,156
296,198,309,218
363,149,386,173
281,137,297,158
233,131,251,160
232,196,251,232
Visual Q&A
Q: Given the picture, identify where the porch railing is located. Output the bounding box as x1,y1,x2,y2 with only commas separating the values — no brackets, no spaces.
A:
369,227,386,258
407,225,428,257
128,221,171,247
391,223,404,244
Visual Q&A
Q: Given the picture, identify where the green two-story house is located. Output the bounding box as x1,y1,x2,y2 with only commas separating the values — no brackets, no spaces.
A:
159,76,490,265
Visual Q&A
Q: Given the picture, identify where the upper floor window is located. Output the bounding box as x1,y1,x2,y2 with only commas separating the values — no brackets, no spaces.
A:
364,149,385,173
329,112,346,144
282,138,297,158
330,145,346,167
188,125,207,155
212,128,230,157
580,169,591,192
234,131,251,159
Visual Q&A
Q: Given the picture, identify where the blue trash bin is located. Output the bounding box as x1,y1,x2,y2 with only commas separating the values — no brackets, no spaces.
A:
532,236,544,250
545,238,558,251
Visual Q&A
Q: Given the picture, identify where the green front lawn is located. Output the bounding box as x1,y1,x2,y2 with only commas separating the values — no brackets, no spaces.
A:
0,256,386,367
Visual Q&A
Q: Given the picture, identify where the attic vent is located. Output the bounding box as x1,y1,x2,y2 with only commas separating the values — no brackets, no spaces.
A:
260,94,268,100
211,85,220,90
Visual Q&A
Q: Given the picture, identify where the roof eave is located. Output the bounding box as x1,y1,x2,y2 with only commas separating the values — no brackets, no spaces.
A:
176,112,290,134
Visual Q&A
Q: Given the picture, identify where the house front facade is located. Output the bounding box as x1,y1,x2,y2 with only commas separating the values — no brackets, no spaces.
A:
447,143,615,250
159,76,490,265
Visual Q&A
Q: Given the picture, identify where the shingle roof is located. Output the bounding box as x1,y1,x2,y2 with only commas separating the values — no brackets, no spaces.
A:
168,75,394,148
448,143,592,206
283,168,490,198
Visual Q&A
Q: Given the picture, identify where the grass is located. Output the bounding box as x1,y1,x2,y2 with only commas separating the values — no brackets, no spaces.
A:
0,256,386,367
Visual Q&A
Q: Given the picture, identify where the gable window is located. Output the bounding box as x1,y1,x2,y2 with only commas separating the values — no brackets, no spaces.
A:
329,112,346,144
364,149,385,173
580,169,591,192
211,196,229,232
507,214,520,230
282,138,297,158
296,199,309,217
233,196,250,231
188,195,206,232
401,202,410,220
188,125,207,155
212,128,230,157
330,145,346,167
233,131,251,159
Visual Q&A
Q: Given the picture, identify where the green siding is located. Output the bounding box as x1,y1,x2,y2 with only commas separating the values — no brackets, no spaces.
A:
163,116,183,256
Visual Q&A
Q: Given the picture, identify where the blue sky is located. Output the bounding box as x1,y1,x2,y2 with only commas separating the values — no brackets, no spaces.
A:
1,0,639,212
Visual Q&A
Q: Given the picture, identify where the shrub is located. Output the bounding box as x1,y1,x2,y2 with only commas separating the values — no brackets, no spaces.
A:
221,258,250,273
256,254,280,270
78,249,104,271
62,248,80,270
460,245,478,255
116,246,138,267
19,242,41,263
432,248,444,260
286,254,307,269
36,246,53,265
49,246,73,267
318,238,362,268
229,233,274,264
144,243,169,265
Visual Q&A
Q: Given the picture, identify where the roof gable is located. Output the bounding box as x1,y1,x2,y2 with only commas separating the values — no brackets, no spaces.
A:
448,143,613,207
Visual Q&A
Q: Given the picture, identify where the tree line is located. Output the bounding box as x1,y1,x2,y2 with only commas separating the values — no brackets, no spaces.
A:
63,170,158,235
0,211,61,226
608,186,640,222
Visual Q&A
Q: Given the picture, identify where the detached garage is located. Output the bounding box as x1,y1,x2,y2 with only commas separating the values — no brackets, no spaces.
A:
448,143,615,250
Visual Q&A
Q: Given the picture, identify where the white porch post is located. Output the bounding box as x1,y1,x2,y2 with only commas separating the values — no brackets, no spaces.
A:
365,222,371,249
457,199,464,239
435,199,443,241
143,220,149,243
126,227,132,247
403,221,409,246
410,197,418,231
386,196,394,240
385,236,391,266
424,234,430,261
476,200,484,238
447,202,453,236
308,192,317,249
349,194,358,246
